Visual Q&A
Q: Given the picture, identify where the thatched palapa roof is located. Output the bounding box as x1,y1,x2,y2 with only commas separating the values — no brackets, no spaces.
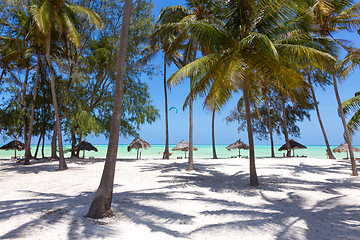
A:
278,139,307,151
172,140,198,152
0,140,25,151
333,143,360,153
127,137,151,152
226,139,249,150
77,141,98,152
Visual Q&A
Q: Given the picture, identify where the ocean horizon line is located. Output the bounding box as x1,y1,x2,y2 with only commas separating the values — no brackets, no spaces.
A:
24,143,360,147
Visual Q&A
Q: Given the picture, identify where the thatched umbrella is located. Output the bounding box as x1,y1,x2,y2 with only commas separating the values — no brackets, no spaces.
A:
278,139,307,157
226,139,249,157
127,137,151,159
0,140,25,159
172,140,198,158
333,142,360,159
76,141,98,158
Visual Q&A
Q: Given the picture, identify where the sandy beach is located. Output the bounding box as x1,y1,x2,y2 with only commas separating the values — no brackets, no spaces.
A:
0,157,359,240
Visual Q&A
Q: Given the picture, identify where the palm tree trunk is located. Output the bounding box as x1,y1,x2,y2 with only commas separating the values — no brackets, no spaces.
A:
34,132,42,159
265,95,275,157
45,29,67,170
71,126,76,157
87,0,132,219
22,67,30,164
307,75,335,159
187,96,195,171
332,75,358,176
51,128,58,159
281,98,291,157
212,108,218,159
24,52,41,163
243,76,259,186
163,54,170,159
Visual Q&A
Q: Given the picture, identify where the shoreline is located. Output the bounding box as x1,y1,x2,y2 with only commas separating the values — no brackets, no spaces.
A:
1,144,359,160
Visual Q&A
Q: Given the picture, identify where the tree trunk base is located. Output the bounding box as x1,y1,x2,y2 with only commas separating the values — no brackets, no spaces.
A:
186,161,195,171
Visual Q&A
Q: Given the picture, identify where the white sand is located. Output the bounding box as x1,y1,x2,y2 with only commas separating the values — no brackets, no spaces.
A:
0,157,360,240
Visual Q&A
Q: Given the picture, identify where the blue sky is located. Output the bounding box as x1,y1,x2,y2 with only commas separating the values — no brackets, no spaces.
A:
125,0,360,146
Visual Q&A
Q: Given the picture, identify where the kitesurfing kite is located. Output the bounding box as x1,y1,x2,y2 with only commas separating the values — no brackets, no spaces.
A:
169,107,178,113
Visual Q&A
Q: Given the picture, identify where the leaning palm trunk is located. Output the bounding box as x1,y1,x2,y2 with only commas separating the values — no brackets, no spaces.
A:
187,96,195,170
281,98,291,157
243,77,259,186
212,108,218,159
265,95,275,157
307,75,335,159
163,55,170,159
87,0,132,219
332,75,358,176
46,29,67,170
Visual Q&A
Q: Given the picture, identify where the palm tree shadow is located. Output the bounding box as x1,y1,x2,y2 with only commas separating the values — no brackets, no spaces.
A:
0,190,115,239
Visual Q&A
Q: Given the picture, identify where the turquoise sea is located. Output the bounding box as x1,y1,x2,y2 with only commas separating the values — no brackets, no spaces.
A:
1,144,359,160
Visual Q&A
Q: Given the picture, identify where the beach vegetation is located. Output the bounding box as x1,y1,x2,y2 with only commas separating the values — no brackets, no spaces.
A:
165,0,334,185
0,0,159,165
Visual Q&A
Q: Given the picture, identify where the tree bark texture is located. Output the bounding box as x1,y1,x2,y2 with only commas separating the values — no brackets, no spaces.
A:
46,29,67,170
265,95,275,157
87,0,133,219
243,77,259,186
187,96,195,171
212,109,218,159
332,75,358,176
281,99,291,157
163,55,170,159
307,75,335,159
22,68,30,164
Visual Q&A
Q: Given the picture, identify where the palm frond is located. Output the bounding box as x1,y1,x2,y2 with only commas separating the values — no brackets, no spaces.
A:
30,0,53,34
59,10,81,47
66,4,103,30
347,109,360,137
342,94,360,115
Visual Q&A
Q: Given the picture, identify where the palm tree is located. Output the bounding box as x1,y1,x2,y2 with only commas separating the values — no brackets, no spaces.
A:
30,0,102,170
306,70,336,159
158,0,220,170
307,0,360,176
87,0,132,219
142,28,182,160
168,0,334,186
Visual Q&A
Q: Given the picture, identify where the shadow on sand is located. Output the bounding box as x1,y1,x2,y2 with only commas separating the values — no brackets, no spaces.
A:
0,159,359,239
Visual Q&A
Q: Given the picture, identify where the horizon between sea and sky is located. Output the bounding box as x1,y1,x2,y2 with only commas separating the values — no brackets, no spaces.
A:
1,1,359,149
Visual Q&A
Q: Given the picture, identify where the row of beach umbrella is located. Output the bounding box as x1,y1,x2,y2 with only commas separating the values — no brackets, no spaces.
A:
1,138,359,159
